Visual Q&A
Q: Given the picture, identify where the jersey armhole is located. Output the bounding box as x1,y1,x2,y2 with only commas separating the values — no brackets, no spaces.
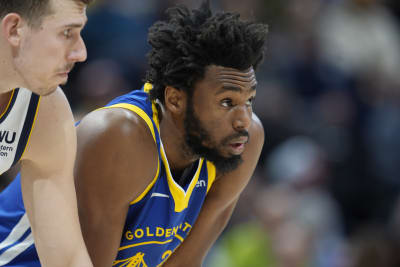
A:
101,103,160,205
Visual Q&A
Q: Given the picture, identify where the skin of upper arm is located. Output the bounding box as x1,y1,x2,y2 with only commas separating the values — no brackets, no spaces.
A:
74,107,158,267
22,87,76,175
163,113,265,266
19,88,93,266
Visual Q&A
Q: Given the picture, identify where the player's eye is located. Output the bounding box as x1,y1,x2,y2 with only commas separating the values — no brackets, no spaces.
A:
63,29,71,38
246,96,255,107
221,98,234,108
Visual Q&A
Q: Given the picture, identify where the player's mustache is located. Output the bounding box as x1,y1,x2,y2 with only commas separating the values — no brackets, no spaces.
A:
223,130,250,144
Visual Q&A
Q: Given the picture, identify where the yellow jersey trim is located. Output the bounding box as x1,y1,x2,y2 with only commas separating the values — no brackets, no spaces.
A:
0,89,15,120
174,234,184,242
118,239,173,251
102,103,156,141
19,95,41,160
206,161,216,194
160,142,204,212
113,252,149,267
130,161,159,205
101,103,160,205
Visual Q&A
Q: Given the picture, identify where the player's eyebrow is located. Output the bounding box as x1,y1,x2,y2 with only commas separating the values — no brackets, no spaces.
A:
215,84,257,95
63,17,88,29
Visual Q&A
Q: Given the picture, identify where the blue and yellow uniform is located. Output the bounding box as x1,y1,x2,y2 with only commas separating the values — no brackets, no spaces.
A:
0,84,216,267
106,83,216,266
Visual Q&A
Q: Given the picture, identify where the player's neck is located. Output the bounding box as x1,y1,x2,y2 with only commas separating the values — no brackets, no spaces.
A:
159,109,199,171
0,55,26,94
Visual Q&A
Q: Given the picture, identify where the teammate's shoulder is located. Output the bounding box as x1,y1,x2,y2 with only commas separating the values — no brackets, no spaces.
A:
250,112,264,144
21,87,76,163
35,87,73,122
78,106,154,147
39,87,69,105
76,104,159,180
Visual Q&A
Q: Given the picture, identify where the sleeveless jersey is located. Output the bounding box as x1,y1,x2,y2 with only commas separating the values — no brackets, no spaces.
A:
0,88,41,175
0,84,216,267
106,83,216,267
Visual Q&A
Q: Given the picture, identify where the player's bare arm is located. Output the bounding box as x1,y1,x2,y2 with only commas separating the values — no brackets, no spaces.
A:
20,87,92,267
75,107,158,267
73,2,268,266
163,114,264,266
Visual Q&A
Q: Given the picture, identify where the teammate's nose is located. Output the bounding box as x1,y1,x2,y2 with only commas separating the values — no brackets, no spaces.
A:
68,36,87,63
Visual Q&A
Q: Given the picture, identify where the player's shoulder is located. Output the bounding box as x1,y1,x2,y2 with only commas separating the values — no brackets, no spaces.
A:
76,105,159,189
78,106,154,144
39,87,71,111
22,87,76,163
250,112,265,147
77,106,158,166
34,87,74,127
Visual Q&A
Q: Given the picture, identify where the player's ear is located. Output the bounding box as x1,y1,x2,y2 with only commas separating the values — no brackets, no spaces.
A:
164,86,186,115
1,13,25,47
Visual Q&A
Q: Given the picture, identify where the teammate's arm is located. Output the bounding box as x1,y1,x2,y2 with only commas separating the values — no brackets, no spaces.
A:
74,108,158,267
20,88,92,267
163,114,265,267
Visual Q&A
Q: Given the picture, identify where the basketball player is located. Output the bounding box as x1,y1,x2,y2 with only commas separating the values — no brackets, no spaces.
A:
74,2,268,266
0,0,93,266
0,1,267,266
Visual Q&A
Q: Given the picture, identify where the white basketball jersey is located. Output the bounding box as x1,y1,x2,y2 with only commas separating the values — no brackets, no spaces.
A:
0,88,41,175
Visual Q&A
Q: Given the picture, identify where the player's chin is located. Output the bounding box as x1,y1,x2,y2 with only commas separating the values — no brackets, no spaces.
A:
40,85,59,96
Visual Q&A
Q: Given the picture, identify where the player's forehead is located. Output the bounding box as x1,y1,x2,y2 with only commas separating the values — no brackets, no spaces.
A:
43,0,87,27
203,65,257,92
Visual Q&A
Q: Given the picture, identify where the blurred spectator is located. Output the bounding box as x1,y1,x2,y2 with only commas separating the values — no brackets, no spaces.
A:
72,59,130,120
65,0,162,113
348,226,400,267
316,0,400,82
208,136,347,267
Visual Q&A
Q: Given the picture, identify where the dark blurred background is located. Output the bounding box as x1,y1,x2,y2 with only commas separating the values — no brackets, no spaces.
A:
2,0,400,266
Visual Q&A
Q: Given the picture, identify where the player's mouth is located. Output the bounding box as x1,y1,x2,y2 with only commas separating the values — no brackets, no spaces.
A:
57,65,74,78
58,72,69,77
227,137,248,155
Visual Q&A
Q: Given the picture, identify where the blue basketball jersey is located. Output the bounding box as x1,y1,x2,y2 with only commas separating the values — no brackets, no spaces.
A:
0,174,40,267
106,84,216,267
0,84,216,267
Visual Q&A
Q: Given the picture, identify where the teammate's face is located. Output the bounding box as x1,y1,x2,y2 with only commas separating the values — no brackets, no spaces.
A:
15,0,87,95
183,65,257,174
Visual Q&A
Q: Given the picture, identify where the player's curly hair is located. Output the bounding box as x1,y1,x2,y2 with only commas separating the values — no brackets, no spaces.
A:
146,0,268,103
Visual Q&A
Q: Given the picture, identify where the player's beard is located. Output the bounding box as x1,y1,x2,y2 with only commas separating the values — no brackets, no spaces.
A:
183,97,247,175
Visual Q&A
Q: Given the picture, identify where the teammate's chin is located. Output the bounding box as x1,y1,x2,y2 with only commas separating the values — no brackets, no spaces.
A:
34,84,59,96
57,72,69,85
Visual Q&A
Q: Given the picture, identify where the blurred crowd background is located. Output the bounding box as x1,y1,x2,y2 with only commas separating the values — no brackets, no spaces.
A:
2,0,400,266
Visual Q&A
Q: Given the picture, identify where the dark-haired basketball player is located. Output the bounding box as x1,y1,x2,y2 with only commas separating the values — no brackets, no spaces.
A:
75,1,267,266
75,2,267,266
0,0,93,266
1,1,268,266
